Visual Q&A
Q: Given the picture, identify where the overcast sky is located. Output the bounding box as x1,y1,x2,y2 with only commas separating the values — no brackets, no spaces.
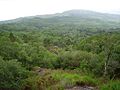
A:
0,0,120,21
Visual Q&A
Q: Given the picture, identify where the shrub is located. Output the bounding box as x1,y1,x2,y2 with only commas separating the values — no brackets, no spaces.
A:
51,71,99,88
0,57,30,90
100,80,120,90
22,75,58,90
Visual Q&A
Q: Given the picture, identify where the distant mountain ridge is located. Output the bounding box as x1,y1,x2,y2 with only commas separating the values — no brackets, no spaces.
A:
0,10,120,32
105,9,120,15
0,9,120,23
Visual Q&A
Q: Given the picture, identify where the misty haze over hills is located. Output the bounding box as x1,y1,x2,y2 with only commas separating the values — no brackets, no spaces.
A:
104,9,120,15
0,9,120,33
0,9,120,21
0,9,120,22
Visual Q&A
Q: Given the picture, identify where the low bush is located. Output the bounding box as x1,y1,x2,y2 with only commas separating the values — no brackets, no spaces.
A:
100,80,120,90
0,57,30,90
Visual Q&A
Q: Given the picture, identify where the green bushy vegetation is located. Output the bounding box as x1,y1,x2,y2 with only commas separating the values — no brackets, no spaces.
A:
0,10,120,90
100,80,120,90
0,31,119,90
51,70,99,88
0,57,30,90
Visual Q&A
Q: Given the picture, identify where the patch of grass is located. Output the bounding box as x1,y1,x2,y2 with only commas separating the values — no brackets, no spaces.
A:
21,75,57,90
47,85,64,90
100,80,120,90
21,76,42,90
76,75,99,86
22,69,120,90
51,70,99,88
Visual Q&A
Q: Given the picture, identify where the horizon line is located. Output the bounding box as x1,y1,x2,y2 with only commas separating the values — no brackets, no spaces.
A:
0,9,120,22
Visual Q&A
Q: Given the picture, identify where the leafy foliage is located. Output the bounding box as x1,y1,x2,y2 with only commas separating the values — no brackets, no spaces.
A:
0,10,120,89
0,57,30,89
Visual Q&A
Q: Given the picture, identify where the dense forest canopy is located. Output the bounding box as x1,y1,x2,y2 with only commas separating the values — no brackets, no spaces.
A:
0,10,120,90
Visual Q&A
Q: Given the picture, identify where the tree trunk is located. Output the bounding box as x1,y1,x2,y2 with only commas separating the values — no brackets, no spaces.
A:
103,52,111,77
103,61,107,77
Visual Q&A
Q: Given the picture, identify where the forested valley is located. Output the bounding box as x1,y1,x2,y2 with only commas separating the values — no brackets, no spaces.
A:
0,10,120,90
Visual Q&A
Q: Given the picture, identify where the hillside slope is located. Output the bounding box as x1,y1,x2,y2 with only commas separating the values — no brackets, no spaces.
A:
0,10,120,32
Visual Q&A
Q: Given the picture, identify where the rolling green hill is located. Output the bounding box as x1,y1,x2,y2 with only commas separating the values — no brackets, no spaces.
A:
0,10,120,32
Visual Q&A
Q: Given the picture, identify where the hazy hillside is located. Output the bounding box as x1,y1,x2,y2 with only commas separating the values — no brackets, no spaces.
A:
0,10,120,32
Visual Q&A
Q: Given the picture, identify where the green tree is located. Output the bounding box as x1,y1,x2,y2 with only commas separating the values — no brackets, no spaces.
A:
9,32,16,42
0,57,29,89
